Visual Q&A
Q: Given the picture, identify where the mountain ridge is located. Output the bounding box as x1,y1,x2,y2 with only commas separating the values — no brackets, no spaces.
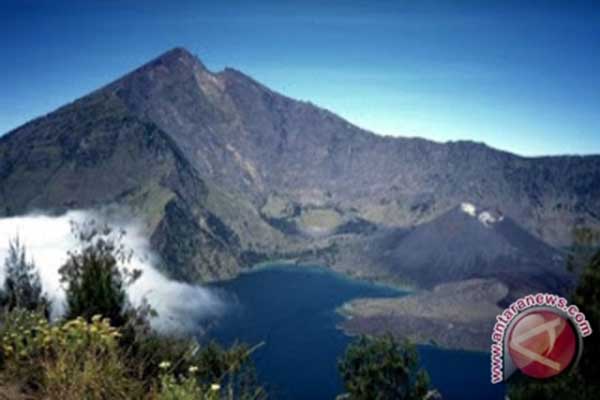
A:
131,50,599,165
4,47,599,161
1,47,598,292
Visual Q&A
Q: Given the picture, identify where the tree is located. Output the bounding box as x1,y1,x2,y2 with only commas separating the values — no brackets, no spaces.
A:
338,335,435,400
59,219,141,327
1,236,49,315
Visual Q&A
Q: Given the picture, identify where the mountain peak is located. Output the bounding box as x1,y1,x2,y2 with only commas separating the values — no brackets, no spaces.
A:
104,46,210,99
109,47,207,88
149,46,205,70
157,47,194,62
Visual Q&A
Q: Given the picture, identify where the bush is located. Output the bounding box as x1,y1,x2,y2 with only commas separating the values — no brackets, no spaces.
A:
156,363,220,400
59,219,141,327
338,335,433,400
132,337,267,400
0,308,48,387
41,316,141,400
0,310,142,399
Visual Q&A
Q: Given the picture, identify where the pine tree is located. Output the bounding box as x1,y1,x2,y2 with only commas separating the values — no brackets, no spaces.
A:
1,236,49,315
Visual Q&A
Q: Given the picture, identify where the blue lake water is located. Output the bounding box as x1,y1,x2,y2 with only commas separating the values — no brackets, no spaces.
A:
207,265,505,400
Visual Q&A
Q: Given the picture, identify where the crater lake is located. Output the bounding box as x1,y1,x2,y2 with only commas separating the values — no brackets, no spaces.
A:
205,265,505,400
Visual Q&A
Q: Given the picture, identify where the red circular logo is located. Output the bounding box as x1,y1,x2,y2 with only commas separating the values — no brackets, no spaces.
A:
508,310,577,379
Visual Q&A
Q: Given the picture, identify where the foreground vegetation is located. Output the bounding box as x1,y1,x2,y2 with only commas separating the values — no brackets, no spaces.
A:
0,221,266,399
0,220,438,400
2,217,599,399
337,335,438,400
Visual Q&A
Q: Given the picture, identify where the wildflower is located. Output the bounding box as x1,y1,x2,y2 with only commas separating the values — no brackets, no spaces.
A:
188,365,199,374
211,383,221,391
159,361,171,370
91,314,102,322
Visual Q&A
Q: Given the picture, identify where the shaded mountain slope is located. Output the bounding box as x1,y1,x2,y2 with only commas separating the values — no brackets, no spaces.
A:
0,88,242,281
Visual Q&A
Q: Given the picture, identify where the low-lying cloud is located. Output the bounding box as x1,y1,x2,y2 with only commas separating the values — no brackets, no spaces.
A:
0,210,226,333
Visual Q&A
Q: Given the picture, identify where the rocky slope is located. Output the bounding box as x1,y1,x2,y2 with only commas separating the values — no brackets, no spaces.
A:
1,47,599,289
332,203,573,299
339,279,509,351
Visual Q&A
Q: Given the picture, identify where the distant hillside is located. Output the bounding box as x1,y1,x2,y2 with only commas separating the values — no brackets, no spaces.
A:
1,47,598,290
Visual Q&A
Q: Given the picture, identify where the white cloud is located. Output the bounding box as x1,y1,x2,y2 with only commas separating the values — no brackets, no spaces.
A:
0,210,226,333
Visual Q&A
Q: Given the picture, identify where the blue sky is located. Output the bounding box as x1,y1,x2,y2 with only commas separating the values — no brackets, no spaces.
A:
2,0,600,156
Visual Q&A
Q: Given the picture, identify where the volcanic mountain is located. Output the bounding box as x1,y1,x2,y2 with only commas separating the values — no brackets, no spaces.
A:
334,203,572,299
1,47,598,294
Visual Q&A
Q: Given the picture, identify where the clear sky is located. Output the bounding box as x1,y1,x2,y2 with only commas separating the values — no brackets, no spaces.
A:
2,0,600,156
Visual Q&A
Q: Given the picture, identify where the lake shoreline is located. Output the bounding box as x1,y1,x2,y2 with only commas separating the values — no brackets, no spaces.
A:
242,260,416,293
336,278,508,352
209,265,505,400
242,262,502,352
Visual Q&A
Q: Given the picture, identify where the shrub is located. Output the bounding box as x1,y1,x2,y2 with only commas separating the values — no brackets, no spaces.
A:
0,310,142,399
59,219,141,327
338,335,433,400
41,316,142,400
156,362,220,400
124,332,202,390
140,339,267,400
0,308,48,387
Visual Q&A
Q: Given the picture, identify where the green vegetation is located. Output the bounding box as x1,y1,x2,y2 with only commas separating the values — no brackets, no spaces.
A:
0,221,266,400
0,236,49,316
59,220,139,327
0,219,438,399
1,311,140,399
337,334,437,400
